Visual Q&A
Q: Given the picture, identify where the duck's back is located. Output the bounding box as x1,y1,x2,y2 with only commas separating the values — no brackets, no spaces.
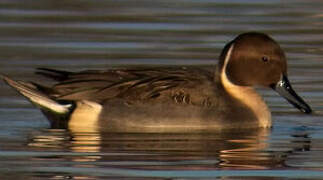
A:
38,67,216,104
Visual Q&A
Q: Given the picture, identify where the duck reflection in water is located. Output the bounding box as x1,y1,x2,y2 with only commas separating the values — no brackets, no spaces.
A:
27,127,312,170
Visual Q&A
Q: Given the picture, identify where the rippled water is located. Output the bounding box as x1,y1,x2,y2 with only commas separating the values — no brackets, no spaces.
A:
0,0,323,179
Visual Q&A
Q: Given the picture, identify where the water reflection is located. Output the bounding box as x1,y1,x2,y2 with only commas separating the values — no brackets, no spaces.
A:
26,127,312,172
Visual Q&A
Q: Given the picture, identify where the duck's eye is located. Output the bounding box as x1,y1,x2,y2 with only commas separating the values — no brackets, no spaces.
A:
262,56,269,63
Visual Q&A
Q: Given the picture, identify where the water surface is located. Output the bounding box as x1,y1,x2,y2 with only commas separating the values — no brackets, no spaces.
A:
0,0,323,179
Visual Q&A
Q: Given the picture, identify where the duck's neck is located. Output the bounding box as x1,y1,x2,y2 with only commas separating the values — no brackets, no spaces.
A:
220,44,271,128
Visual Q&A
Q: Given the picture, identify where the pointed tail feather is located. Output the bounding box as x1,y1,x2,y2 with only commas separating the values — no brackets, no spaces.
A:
1,74,73,115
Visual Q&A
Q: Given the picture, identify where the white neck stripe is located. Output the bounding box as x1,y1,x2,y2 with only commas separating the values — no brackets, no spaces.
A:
222,43,234,81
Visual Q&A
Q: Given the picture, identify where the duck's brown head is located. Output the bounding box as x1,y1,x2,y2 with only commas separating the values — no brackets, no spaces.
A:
219,32,311,114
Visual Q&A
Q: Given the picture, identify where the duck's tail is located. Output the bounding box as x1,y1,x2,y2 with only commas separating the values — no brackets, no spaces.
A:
1,74,75,127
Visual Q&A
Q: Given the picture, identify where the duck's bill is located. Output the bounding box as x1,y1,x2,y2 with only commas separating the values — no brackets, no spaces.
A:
271,75,312,114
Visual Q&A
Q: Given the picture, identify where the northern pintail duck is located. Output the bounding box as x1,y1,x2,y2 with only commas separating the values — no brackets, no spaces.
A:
1,32,312,133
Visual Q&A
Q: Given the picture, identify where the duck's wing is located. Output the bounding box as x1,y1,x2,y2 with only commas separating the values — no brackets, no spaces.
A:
36,67,214,103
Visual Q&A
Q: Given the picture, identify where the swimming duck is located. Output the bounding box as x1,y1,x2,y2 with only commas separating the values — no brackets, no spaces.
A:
1,32,312,133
